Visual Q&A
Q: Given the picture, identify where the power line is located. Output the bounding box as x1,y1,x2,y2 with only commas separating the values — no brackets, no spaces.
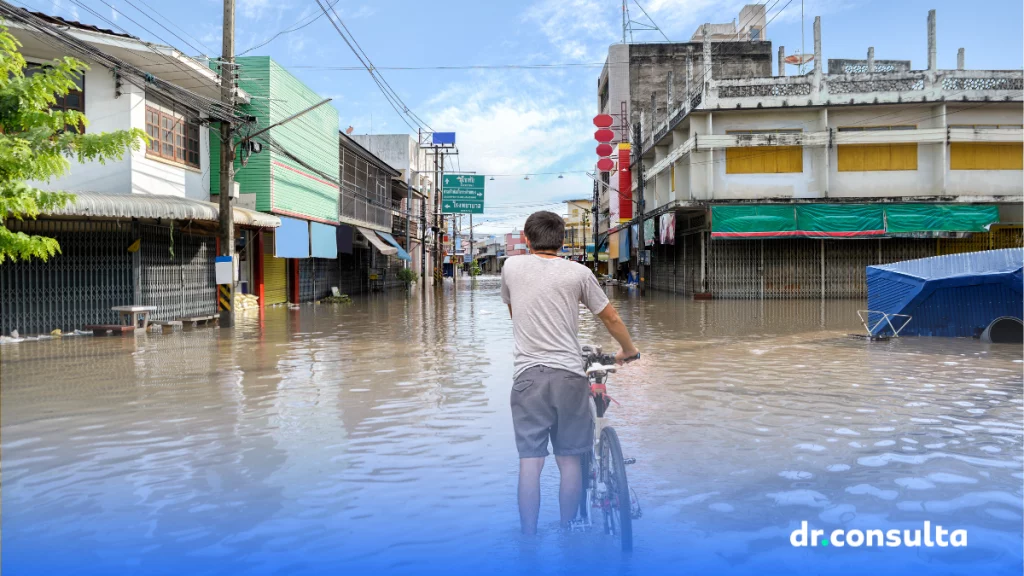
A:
238,0,341,56
316,0,430,135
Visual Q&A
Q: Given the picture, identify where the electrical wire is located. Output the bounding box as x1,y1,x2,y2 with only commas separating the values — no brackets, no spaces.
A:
238,0,341,56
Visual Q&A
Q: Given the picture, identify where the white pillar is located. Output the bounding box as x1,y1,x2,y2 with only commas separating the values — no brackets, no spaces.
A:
867,47,875,72
927,9,937,72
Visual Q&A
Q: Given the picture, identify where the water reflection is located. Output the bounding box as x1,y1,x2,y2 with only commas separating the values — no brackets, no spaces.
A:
2,278,1021,575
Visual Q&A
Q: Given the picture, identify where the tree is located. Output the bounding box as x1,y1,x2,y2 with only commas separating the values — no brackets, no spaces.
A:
0,27,146,263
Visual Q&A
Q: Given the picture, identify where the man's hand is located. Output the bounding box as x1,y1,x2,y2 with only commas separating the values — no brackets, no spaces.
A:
615,348,640,365
597,304,638,365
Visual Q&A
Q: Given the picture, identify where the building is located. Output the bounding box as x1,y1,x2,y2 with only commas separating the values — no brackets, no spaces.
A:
625,9,1023,299
209,56,345,306
563,199,593,261
0,8,280,336
596,4,772,255
338,133,410,293
350,133,435,279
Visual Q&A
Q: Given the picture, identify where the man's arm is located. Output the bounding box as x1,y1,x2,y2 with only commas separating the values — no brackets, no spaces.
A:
596,304,639,364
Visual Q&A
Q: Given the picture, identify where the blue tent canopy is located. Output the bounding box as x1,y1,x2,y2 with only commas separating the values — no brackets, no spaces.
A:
377,231,411,261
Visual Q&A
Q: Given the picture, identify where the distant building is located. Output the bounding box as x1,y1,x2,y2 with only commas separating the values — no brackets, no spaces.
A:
563,199,593,261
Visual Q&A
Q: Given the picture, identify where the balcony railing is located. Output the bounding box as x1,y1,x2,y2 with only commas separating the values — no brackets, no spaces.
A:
340,192,390,230
392,214,418,239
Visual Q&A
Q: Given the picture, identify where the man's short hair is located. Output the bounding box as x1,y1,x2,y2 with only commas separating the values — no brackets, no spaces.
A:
524,211,565,252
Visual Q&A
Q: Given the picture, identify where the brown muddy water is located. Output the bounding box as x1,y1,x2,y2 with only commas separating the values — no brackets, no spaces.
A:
2,276,1022,575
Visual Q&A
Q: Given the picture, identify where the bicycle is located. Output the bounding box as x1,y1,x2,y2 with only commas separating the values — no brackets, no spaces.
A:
575,344,642,552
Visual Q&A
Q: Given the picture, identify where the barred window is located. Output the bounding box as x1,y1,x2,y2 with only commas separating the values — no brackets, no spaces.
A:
26,63,85,132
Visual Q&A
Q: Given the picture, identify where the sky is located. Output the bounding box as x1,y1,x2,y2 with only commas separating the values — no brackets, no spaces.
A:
31,0,1024,235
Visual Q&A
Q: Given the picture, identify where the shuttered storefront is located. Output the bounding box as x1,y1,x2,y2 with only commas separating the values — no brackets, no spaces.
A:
263,231,287,305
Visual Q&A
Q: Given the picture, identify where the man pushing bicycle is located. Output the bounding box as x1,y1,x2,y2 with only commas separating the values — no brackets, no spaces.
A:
501,210,640,536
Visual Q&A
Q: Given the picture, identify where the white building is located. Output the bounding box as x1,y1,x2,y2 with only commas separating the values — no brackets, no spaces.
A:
9,11,249,200
612,9,1023,297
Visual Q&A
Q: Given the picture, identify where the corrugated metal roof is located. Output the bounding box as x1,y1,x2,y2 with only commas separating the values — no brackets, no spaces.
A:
45,192,280,228
28,10,137,39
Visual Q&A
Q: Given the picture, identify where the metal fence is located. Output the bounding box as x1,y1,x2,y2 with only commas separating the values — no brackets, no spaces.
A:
1,220,133,335
298,258,339,302
139,224,217,321
646,232,997,299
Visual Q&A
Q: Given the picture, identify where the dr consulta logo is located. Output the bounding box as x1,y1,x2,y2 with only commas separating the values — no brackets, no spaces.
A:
791,521,968,548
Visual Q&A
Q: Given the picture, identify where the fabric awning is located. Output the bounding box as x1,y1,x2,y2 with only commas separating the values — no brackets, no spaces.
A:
884,204,999,234
357,226,398,256
276,216,310,258
377,231,411,261
310,221,337,259
712,204,1000,239
43,191,280,227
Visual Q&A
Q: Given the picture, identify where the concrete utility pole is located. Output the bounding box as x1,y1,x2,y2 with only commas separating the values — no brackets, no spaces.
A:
633,122,645,297
218,0,235,327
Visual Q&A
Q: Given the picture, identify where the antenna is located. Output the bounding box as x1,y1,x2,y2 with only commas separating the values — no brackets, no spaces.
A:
622,0,669,44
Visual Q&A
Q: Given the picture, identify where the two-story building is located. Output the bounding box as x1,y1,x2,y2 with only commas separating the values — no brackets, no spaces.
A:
606,8,1023,298
0,8,280,336
563,198,593,261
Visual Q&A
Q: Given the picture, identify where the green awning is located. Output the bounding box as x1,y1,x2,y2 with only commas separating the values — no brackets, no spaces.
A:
797,204,885,237
711,204,1000,239
884,204,1000,234
711,205,797,237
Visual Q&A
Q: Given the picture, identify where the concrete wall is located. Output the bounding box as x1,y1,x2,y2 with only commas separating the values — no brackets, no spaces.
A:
709,109,820,200
828,105,943,198
32,64,133,195
944,104,1023,197
629,42,772,133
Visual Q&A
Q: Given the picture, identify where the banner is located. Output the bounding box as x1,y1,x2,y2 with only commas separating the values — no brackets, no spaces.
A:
660,213,676,245
644,218,655,247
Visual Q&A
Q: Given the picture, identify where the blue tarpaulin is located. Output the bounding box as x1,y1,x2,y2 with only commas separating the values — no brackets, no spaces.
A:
378,232,411,261
275,216,309,258
310,222,337,259
866,248,1024,337
619,229,630,258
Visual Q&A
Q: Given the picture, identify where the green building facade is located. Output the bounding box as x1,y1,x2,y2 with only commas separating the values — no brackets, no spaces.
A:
210,57,339,223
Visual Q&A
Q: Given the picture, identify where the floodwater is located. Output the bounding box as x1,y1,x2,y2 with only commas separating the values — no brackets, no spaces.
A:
2,277,1021,576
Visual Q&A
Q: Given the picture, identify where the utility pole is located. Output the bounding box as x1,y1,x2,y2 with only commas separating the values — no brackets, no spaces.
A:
218,0,235,327
633,122,645,296
469,212,473,271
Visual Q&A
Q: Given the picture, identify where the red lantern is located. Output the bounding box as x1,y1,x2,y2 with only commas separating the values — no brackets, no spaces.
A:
596,143,614,157
594,129,615,143
593,114,614,128
596,157,615,172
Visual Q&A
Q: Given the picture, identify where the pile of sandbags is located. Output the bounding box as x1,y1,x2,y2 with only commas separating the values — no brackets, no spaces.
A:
236,293,260,311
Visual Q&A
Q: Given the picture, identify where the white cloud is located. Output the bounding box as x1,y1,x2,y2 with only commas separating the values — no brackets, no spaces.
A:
240,0,272,21
111,4,119,22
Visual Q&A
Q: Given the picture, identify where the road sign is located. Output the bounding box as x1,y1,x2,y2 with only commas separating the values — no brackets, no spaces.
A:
442,173,485,214
442,199,483,214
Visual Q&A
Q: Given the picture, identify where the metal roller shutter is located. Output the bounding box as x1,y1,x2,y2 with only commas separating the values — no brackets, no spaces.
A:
263,232,287,305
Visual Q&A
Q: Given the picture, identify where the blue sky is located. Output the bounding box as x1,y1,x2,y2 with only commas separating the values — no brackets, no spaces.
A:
36,0,1024,234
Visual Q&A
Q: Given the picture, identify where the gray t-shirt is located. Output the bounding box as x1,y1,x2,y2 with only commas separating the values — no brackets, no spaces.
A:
501,255,610,378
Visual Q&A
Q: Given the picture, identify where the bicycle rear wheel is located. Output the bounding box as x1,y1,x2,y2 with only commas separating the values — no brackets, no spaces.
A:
578,450,593,522
600,426,633,552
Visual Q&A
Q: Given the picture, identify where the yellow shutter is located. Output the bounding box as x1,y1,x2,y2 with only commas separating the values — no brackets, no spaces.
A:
609,231,619,259
262,232,287,306
726,147,803,174
951,143,1024,170
670,164,675,192
838,144,917,171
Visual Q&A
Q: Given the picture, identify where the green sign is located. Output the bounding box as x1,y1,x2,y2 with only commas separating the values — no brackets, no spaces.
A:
442,198,484,214
442,173,485,213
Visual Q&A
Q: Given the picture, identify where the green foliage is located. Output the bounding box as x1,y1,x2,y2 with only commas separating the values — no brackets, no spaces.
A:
323,294,352,304
468,260,482,276
397,267,419,283
0,27,147,263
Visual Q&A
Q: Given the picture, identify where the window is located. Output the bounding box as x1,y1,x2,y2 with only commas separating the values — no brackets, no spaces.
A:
750,27,761,41
725,129,803,174
949,125,1023,170
26,63,85,132
145,105,200,168
837,126,917,172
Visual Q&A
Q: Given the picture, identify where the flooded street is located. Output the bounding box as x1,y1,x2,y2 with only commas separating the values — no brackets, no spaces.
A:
3,278,1022,576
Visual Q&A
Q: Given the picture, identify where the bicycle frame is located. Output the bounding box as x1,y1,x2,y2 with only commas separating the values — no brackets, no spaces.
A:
578,348,616,527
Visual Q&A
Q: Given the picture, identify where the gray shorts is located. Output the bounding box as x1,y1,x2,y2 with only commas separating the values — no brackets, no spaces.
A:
510,365,593,458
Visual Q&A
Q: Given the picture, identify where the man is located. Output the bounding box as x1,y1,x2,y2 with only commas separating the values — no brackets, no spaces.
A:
501,211,640,535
